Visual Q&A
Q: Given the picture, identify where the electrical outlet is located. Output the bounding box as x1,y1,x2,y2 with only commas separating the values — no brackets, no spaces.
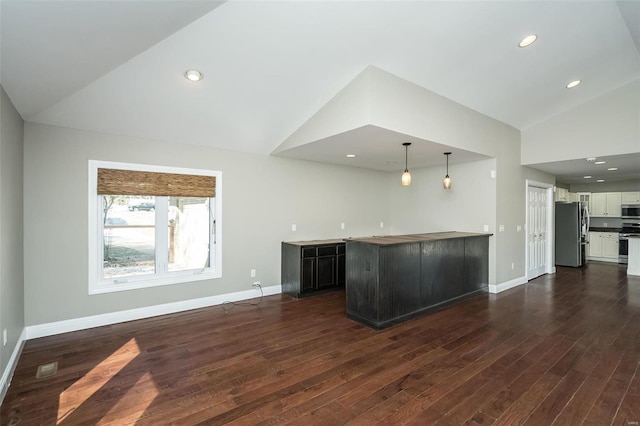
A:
511,262,515,270
483,225,489,232
499,225,504,232
604,223,608,227
517,225,522,232
380,221,384,228
292,224,296,231
341,223,345,230
252,281,261,287
490,170,496,179
3,329,7,346
250,269,256,278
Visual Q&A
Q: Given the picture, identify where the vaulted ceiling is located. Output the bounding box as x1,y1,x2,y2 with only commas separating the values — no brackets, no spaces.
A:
1,1,639,182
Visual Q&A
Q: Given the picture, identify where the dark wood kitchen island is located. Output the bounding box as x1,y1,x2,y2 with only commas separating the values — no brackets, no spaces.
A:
346,232,492,329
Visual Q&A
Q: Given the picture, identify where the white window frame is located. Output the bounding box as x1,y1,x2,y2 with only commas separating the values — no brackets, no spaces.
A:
88,160,222,295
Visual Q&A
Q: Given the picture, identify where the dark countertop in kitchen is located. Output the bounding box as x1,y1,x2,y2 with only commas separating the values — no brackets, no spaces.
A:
347,231,493,246
589,227,622,233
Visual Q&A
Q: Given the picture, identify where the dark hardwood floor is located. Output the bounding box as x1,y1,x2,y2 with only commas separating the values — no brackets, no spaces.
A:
2,262,639,425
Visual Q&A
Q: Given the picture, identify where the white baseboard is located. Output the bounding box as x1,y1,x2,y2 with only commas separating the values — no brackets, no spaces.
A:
0,328,27,404
26,284,281,340
586,256,619,264
489,275,527,294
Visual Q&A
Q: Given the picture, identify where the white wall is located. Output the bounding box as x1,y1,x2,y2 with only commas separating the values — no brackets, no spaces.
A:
521,79,640,165
389,158,497,283
367,67,555,284
0,87,25,385
569,179,640,193
23,122,391,325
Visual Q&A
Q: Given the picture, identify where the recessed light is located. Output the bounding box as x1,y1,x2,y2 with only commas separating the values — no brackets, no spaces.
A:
583,176,592,179
597,179,605,182
607,167,618,171
518,34,537,48
566,80,581,89
594,161,606,165
184,69,203,82
346,154,356,158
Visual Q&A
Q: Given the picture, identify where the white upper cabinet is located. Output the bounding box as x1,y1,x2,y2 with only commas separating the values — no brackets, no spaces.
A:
577,192,591,211
590,192,621,217
555,187,569,202
621,192,640,204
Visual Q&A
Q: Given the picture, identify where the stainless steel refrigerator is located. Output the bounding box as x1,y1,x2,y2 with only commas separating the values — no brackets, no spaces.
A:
555,202,589,267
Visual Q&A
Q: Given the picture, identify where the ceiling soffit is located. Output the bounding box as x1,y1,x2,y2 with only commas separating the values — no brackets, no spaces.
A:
272,66,506,172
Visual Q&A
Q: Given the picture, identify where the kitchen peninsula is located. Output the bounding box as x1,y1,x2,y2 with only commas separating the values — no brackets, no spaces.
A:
346,232,492,329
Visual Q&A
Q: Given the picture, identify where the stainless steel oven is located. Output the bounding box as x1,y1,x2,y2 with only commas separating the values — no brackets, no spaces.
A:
620,222,640,264
619,234,628,264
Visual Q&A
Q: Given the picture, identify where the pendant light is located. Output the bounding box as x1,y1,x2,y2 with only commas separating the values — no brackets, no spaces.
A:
401,142,412,186
443,152,452,190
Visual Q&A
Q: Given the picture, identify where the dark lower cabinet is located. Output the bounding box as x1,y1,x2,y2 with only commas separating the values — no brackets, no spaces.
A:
337,252,346,286
301,257,315,292
345,233,491,330
282,240,346,297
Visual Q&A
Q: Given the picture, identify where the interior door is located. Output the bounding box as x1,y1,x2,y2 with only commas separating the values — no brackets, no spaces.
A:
527,186,548,280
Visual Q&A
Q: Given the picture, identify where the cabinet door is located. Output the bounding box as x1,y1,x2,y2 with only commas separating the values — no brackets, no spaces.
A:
602,235,619,258
588,232,602,257
301,258,315,292
590,193,606,216
578,193,591,210
336,253,345,286
621,192,640,204
316,256,336,289
555,188,568,202
606,193,622,217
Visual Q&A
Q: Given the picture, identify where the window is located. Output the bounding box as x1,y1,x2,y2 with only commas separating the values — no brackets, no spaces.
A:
89,161,222,294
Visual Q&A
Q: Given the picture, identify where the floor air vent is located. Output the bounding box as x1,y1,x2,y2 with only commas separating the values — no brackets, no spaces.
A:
35,361,58,379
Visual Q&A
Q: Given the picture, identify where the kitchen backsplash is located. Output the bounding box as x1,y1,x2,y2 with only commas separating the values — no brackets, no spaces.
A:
589,217,624,229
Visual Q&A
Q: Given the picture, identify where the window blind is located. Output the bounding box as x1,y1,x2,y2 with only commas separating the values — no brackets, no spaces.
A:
97,168,215,197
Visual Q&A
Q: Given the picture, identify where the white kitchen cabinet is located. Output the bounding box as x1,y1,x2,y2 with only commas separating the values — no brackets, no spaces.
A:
555,187,569,202
621,192,640,204
590,192,621,217
602,234,619,258
588,232,601,257
577,192,591,210
587,232,618,260
568,192,579,202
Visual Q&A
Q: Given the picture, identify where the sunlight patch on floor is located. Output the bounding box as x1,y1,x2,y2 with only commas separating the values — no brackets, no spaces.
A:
98,371,159,425
57,338,141,424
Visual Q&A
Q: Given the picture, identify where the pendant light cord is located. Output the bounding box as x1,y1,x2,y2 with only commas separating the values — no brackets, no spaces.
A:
446,153,449,176
403,142,411,172
401,142,412,186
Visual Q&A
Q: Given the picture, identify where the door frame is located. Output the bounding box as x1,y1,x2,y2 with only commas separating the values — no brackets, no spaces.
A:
525,180,555,280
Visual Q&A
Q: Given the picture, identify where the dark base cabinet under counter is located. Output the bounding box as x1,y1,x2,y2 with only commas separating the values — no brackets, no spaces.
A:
282,239,346,298
346,232,491,330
